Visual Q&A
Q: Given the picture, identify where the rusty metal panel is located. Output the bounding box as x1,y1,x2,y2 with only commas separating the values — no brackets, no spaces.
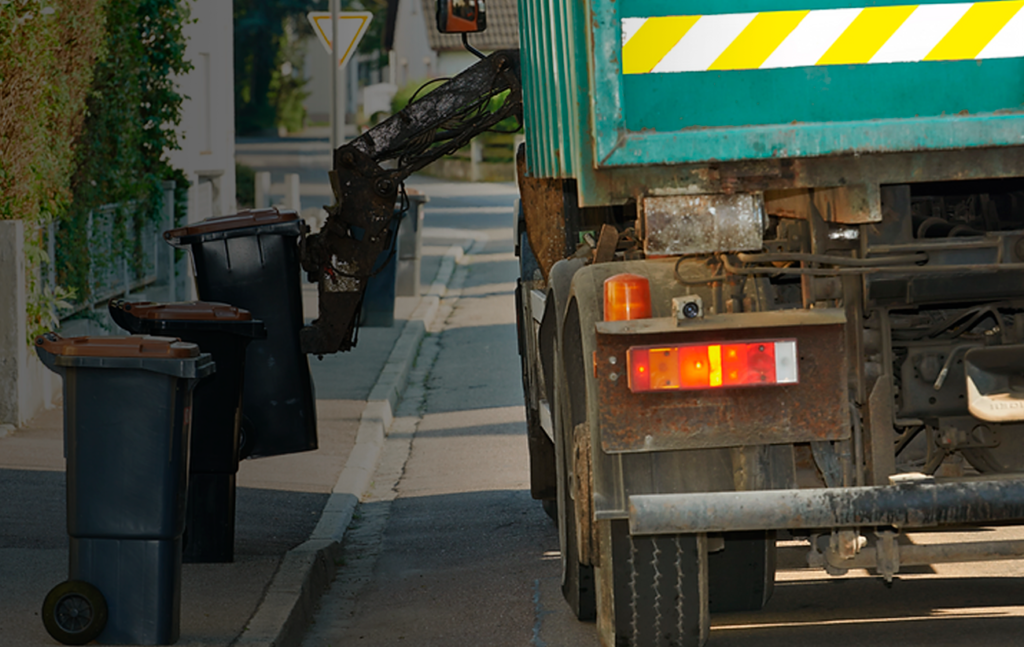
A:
596,321,849,453
517,149,568,282
764,185,881,224
643,193,763,256
576,144,1024,209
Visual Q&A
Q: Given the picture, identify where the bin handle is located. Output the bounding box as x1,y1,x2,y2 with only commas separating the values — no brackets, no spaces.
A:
35,331,62,352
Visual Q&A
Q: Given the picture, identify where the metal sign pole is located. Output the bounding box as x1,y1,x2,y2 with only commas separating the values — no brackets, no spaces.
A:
308,9,371,149
339,59,348,146
330,0,340,150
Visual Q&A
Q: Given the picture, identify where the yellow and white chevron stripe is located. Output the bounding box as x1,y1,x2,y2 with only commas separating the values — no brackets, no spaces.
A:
622,1,1024,74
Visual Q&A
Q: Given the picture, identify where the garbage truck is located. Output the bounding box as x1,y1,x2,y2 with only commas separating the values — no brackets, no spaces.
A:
298,0,1024,645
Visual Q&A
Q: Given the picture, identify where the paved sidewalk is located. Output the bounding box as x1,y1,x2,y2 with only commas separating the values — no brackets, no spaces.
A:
0,242,466,646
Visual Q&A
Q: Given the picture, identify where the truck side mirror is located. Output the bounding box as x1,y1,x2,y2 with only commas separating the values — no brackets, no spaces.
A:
436,0,486,33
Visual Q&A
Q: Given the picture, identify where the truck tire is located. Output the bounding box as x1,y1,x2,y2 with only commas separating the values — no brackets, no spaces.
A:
708,531,776,613
554,354,597,620
516,231,559,507
558,452,597,621
600,520,709,647
542,497,558,522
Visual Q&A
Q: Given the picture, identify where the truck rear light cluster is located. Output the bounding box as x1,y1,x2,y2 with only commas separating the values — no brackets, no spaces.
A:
626,340,799,392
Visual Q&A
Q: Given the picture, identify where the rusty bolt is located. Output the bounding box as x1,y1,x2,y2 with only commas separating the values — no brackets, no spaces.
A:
340,151,355,166
375,178,394,195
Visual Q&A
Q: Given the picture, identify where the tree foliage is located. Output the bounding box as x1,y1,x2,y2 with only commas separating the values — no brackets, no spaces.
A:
234,0,323,135
234,0,391,134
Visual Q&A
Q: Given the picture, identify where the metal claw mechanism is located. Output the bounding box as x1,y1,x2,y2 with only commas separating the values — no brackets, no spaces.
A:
299,49,522,355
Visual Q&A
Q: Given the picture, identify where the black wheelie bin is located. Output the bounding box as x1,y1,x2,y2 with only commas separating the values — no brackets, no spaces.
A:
163,208,317,459
360,235,398,328
108,300,266,563
35,333,214,646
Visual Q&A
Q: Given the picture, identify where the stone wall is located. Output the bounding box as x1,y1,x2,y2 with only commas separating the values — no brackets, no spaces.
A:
0,220,60,427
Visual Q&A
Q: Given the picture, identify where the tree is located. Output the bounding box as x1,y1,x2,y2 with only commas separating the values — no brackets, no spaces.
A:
234,0,323,135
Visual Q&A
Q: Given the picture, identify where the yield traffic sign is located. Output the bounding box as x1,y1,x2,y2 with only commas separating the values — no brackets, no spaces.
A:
307,11,373,68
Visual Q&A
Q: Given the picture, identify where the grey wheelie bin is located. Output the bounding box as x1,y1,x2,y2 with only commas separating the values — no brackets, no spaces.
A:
395,189,429,297
360,237,398,328
361,191,429,326
163,208,317,459
35,333,214,646
108,300,266,563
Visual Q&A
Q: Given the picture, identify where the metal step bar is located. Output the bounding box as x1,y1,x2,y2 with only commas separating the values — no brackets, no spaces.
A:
629,478,1024,535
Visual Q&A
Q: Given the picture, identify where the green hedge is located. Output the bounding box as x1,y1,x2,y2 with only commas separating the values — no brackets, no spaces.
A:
0,1,106,223
0,0,192,342
59,0,192,304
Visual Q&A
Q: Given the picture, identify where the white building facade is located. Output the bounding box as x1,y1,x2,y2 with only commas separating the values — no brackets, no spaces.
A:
166,0,237,222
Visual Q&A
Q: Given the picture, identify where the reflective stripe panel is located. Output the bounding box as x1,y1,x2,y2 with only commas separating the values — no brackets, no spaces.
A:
710,10,811,70
817,5,918,65
621,15,700,74
928,2,1015,59
654,13,756,73
622,1,1024,74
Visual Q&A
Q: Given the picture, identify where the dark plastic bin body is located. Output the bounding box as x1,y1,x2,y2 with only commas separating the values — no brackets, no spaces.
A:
361,247,397,328
165,209,317,459
109,300,266,563
36,334,213,646
64,367,195,540
71,538,182,645
395,191,428,297
362,197,429,327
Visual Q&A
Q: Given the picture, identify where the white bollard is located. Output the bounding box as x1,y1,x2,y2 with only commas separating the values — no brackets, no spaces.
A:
254,172,272,209
470,138,483,183
284,173,301,212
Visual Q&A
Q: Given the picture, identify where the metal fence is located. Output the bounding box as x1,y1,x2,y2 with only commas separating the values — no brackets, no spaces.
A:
45,188,175,320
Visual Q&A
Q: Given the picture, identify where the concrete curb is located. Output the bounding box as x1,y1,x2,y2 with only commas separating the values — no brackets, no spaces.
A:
234,242,468,647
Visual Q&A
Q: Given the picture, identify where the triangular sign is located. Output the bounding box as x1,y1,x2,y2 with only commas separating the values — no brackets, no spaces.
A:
307,11,373,68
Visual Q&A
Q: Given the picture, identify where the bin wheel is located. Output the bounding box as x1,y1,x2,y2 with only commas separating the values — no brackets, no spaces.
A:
42,580,107,645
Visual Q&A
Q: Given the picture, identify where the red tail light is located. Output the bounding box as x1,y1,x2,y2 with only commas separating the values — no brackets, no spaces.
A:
627,340,798,392
604,273,652,321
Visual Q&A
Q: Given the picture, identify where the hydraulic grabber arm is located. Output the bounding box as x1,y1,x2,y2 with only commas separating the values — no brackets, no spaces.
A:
298,50,522,356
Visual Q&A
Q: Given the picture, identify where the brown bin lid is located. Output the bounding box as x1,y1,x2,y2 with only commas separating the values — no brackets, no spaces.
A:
36,334,199,359
164,207,298,240
118,301,252,322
